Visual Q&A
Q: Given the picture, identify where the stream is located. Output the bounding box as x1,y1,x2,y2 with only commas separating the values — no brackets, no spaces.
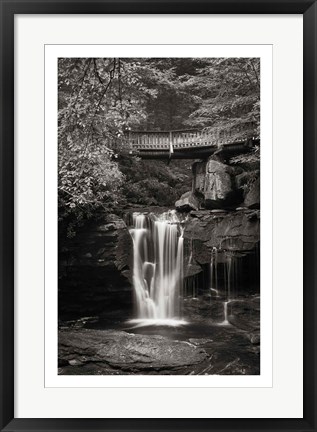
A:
58,208,260,376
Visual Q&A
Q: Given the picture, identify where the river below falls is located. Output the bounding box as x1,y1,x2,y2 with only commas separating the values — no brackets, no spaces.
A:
58,312,260,375
58,209,260,376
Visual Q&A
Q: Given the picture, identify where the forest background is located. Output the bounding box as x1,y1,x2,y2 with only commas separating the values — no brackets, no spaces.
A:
58,57,260,238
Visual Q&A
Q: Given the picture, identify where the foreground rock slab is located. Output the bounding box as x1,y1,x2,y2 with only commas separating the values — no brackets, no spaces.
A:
59,329,208,374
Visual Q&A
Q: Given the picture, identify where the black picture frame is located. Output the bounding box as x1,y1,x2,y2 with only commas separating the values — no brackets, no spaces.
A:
1,1,316,431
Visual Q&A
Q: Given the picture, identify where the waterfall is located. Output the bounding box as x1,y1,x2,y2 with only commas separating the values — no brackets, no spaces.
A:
219,301,230,326
210,247,219,298
129,211,184,322
210,246,237,326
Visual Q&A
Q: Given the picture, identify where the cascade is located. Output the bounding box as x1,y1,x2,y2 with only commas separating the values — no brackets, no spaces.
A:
219,300,230,326
210,247,219,298
210,246,239,326
129,210,184,322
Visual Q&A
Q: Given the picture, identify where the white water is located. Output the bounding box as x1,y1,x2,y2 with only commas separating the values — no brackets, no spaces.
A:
210,247,218,294
129,211,184,321
219,301,230,326
210,246,234,326
127,318,188,328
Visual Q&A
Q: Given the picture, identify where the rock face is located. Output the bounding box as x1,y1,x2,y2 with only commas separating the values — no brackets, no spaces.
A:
204,159,236,208
58,214,133,320
58,325,259,375
59,329,208,374
193,158,241,209
175,191,200,212
243,177,260,208
190,156,260,211
183,209,260,265
228,296,260,331
180,208,260,289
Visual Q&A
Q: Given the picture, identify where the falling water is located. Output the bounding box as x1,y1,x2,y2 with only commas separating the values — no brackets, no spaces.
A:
210,247,219,299
219,301,230,326
129,211,184,322
209,246,238,325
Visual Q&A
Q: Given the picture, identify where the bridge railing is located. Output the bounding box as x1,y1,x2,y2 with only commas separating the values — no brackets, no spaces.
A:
128,126,257,152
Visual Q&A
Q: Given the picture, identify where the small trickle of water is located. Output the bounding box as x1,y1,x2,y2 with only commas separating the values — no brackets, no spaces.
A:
218,301,231,326
129,211,184,321
210,247,218,296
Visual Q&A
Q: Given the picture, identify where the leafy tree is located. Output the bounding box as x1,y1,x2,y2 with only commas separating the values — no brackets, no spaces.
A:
58,58,162,236
181,58,260,139
58,57,260,238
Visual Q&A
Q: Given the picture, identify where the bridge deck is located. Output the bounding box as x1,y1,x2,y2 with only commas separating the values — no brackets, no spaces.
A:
127,128,259,159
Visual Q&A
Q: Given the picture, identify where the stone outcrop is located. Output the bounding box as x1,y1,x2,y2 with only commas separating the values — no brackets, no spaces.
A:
192,158,242,209
228,296,260,332
180,208,260,287
58,214,133,320
189,156,259,211
183,209,260,265
59,329,208,374
243,177,260,208
58,324,259,375
175,191,200,212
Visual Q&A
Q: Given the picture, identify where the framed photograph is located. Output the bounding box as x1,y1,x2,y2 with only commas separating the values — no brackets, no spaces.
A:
1,1,315,431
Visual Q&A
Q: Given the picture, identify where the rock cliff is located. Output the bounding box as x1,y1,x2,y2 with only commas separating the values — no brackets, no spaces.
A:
176,155,259,211
58,213,133,320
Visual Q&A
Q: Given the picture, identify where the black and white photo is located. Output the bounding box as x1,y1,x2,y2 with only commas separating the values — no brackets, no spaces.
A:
57,57,261,376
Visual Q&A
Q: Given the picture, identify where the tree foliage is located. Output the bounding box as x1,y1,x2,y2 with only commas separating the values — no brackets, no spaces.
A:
58,57,260,237
181,58,260,138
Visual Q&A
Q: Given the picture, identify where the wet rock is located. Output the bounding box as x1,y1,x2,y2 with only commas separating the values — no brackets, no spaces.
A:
183,211,260,264
228,297,260,331
210,301,228,323
185,263,203,278
69,359,83,366
175,191,200,212
247,332,260,345
189,210,209,219
62,316,99,329
183,297,224,324
58,213,133,320
246,210,260,221
189,338,213,346
216,358,249,375
59,329,208,373
211,209,227,214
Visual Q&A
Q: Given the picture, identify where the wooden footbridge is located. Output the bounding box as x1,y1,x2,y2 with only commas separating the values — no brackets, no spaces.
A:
127,126,259,160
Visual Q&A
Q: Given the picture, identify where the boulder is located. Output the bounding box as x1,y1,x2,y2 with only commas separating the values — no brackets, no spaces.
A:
204,159,237,208
243,177,260,208
235,170,260,189
59,329,208,374
175,191,200,212
193,158,240,209
192,161,206,192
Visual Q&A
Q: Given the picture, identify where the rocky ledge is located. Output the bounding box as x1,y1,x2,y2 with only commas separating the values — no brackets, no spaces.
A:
58,213,133,320
58,326,260,376
59,328,208,374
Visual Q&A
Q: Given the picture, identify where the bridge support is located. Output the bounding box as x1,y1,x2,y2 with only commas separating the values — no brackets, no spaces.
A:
169,131,174,159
